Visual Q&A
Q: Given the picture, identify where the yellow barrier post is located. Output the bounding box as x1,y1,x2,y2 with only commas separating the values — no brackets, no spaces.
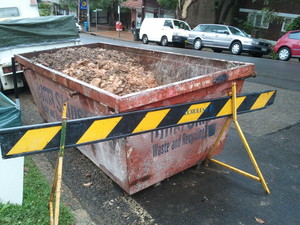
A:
205,83,270,194
49,103,68,225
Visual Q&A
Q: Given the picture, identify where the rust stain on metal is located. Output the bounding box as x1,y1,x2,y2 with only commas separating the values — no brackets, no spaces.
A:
129,175,152,187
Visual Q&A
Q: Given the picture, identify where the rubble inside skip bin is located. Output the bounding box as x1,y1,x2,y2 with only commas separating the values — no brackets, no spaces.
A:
31,47,159,96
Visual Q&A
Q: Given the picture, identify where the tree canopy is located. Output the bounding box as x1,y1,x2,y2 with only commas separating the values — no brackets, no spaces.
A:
157,0,177,10
286,17,300,31
157,0,300,24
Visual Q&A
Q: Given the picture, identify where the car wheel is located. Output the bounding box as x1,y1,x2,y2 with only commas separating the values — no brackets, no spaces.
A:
230,41,242,55
298,58,300,62
142,35,149,44
278,47,291,61
193,38,202,50
213,48,222,53
161,36,168,46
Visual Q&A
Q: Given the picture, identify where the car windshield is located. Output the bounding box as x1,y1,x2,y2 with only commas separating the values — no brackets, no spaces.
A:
173,20,191,31
229,27,249,37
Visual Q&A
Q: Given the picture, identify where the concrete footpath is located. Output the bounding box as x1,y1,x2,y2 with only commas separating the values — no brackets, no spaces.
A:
86,28,135,42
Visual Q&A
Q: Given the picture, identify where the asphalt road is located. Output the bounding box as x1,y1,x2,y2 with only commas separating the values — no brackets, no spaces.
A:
14,34,300,225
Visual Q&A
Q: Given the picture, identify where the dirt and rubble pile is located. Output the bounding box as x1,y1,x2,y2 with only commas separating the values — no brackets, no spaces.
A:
31,47,158,96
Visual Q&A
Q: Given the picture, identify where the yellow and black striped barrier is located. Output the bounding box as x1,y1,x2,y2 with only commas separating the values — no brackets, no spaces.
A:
0,90,276,159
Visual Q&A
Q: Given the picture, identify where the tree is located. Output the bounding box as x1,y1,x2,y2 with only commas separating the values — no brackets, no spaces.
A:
157,0,300,25
59,0,78,11
286,17,300,31
59,0,125,25
214,0,239,24
38,2,51,16
157,0,239,22
157,0,177,10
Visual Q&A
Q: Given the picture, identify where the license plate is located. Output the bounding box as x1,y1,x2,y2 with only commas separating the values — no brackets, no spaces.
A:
262,47,267,52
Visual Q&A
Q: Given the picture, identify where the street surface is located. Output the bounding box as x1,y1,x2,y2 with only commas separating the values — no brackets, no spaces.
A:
16,33,300,225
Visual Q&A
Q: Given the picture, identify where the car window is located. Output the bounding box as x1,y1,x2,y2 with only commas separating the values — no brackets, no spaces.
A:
173,20,191,31
164,20,173,28
204,25,225,33
215,26,228,33
228,27,248,37
193,24,208,32
204,25,216,32
288,31,300,40
0,7,20,18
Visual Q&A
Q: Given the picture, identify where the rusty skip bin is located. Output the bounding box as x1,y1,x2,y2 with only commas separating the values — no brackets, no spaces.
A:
14,43,256,194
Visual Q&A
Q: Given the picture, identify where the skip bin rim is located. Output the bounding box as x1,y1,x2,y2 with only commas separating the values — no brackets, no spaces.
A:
14,42,255,112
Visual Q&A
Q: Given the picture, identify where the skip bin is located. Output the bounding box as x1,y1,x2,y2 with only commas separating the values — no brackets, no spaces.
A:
15,43,255,194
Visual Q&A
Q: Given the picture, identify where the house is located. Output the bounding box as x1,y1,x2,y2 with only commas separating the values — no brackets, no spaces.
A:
121,0,175,29
238,0,300,40
183,0,300,41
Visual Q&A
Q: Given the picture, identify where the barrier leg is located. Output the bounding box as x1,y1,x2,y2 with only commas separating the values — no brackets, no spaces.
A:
205,83,270,194
49,103,68,225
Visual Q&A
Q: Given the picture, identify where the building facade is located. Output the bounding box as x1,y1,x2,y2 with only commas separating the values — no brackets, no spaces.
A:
121,0,175,29
238,0,300,40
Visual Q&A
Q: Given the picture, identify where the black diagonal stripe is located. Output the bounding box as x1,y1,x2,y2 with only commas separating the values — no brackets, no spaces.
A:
43,130,62,151
0,131,27,157
107,112,147,138
64,119,95,146
157,104,191,128
237,94,259,113
200,98,229,119
266,91,276,106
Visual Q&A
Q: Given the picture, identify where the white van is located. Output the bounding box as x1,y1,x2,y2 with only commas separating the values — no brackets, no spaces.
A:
139,18,191,47
0,0,40,21
0,1,81,92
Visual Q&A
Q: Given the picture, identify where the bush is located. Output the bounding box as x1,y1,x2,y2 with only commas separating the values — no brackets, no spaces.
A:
286,17,300,31
38,2,51,16
234,18,254,35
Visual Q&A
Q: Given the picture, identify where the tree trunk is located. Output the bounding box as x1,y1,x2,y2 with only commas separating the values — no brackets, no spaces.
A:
182,0,195,19
220,0,237,24
176,0,184,19
214,0,225,24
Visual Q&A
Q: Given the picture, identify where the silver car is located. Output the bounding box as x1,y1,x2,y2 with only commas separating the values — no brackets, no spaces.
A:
187,24,271,57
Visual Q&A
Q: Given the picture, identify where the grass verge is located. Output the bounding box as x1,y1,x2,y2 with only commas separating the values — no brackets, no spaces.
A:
0,157,75,225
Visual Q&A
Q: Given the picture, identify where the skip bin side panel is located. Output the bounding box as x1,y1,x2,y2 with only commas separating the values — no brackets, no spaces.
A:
22,68,130,189
124,80,244,194
78,140,129,191
126,118,230,195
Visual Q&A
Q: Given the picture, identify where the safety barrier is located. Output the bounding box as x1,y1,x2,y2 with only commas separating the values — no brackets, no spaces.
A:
0,83,276,224
1,88,276,159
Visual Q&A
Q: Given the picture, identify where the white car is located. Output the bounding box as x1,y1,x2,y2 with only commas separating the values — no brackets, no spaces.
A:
139,18,191,47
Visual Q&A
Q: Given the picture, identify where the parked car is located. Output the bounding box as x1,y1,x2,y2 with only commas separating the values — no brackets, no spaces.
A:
187,24,271,57
139,18,191,47
273,30,300,62
76,22,82,32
